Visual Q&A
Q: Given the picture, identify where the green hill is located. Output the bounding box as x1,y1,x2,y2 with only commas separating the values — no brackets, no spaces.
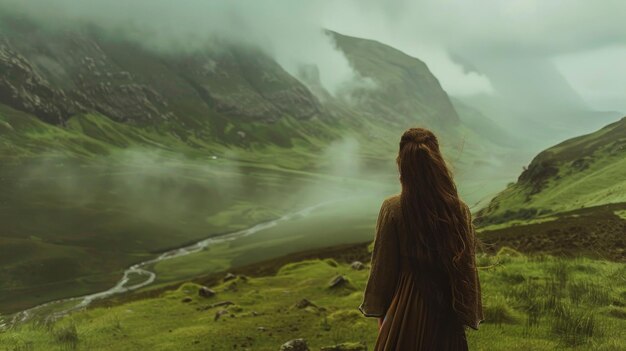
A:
477,116,626,225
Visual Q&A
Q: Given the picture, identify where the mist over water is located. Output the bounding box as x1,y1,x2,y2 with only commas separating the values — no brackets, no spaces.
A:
9,135,397,238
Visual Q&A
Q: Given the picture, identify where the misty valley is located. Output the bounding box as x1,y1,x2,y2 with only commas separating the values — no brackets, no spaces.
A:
0,2,625,351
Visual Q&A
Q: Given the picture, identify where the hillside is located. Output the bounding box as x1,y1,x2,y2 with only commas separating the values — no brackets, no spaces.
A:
330,31,460,129
477,116,626,225
0,16,329,146
1,246,624,350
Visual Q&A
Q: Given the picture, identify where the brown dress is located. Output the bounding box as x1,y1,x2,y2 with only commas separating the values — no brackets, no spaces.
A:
359,194,484,350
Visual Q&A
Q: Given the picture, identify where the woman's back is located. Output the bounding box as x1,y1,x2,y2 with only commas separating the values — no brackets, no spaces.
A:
358,127,483,350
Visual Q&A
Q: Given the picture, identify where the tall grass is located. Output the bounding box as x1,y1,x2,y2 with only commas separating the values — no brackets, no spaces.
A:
505,256,611,347
484,295,519,326
546,259,570,288
568,281,610,306
53,321,79,349
551,304,597,346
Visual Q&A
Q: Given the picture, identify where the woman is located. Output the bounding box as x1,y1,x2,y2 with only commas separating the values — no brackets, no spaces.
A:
358,127,483,350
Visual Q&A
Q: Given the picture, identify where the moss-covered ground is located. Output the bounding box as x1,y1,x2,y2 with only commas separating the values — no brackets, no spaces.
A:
1,249,624,351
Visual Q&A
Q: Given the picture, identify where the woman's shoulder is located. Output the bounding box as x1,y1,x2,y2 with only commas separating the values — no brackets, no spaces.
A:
382,193,401,216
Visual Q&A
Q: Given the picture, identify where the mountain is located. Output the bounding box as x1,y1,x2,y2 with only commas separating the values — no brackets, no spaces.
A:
330,31,460,130
477,116,626,225
450,97,521,148
451,53,623,151
0,18,476,154
0,17,335,149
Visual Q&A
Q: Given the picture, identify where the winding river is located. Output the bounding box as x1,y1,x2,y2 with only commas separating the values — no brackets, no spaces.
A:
6,200,333,329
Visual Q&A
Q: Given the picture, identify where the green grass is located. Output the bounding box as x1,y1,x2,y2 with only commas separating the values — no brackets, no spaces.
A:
1,252,624,350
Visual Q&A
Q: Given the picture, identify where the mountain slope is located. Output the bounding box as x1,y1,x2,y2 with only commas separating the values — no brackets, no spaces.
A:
330,31,460,130
477,116,626,224
0,17,330,147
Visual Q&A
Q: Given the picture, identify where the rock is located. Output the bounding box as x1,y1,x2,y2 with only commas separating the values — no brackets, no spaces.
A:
224,272,237,282
198,300,234,311
320,342,367,351
198,286,216,298
214,309,228,321
181,297,193,303
350,261,365,270
209,301,234,309
225,282,238,292
324,259,339,267
279,338,309,351
328,275,349,289
294,298,317,309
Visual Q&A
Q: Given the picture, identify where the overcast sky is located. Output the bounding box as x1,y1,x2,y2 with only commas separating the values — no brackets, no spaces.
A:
1,0,624,114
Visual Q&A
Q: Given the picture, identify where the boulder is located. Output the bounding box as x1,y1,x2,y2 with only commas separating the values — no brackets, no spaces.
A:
350,261,365,270
328,275,349,289
279,338,309,351
294,298,317,309
214,309,228,321
224,272,237,282
198,286,216,298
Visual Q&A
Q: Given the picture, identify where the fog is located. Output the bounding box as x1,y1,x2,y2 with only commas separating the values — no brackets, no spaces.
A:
12,137,398,238
1,0,624,147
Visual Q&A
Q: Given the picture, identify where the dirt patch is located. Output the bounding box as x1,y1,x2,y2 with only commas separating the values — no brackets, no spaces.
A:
478,203,626,262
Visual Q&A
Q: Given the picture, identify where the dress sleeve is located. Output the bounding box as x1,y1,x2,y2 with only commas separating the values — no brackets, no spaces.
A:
358,198,400,318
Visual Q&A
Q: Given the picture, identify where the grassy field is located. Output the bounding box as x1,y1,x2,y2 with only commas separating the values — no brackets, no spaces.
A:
0,248,624,350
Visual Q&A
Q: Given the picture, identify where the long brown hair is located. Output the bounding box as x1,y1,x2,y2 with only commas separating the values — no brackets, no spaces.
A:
396,127,474,315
